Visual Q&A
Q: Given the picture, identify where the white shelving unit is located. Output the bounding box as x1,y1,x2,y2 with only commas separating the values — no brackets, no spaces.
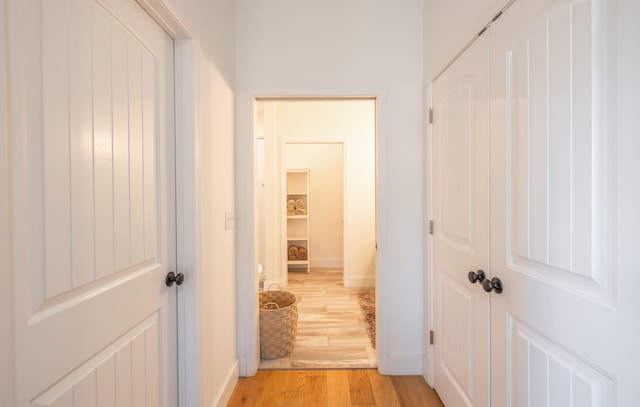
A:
285,169,310,273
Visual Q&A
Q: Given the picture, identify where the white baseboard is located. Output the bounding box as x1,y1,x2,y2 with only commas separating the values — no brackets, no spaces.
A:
377,352,423,375
309,258,343,268
344,275,375,288
215,359,239,407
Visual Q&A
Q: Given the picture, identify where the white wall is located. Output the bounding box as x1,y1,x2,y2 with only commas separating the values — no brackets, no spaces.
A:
149,1,238,406
286,143,345,270
236,0,424,375
290,148,341,265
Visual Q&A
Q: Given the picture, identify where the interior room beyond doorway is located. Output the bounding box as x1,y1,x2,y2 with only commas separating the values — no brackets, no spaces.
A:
254,98,377,369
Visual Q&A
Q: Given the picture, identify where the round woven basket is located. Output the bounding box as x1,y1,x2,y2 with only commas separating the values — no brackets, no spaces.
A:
259,290,298,359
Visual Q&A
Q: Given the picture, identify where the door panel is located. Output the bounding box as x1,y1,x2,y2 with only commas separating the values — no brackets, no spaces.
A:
9,0,176,404
31,316,160,407
491,0,631,405
503,0,611,301
509,317,614,407
433,33,490,407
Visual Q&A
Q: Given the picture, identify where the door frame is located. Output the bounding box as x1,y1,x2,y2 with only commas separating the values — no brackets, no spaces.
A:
94,6,201,405
237,92,387,376
423,83,435,387
1,1,12,405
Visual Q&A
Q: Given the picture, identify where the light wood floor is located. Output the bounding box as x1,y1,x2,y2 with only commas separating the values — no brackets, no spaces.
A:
227,369,444,407
259,269,375,369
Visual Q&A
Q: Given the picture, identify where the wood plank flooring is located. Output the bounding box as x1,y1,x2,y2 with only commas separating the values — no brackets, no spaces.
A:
227,369,445,407
259,269,375,369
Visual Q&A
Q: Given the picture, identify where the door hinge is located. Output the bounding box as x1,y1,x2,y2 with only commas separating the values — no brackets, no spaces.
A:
428,107,433,124
430,330,434,345
429,220,434,235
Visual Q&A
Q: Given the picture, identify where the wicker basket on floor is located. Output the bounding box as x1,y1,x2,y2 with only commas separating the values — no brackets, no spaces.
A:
259,290,298,359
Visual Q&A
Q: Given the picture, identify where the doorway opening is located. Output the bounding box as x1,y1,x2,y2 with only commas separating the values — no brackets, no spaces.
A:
254,97,378,369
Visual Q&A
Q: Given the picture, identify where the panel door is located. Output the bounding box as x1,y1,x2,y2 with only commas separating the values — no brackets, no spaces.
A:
490,0,638,405
433,33,490,407
7,0,177,405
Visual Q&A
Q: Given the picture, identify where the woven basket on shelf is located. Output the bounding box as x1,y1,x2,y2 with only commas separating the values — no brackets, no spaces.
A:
259,290,298,359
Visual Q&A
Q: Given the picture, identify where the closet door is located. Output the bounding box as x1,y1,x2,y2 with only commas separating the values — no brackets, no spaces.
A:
490,0,636,405
433,33,490,407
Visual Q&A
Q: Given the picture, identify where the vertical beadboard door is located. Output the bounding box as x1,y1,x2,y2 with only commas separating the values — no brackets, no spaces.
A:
432,33,491,407
7,0,177,405
490,0,637,405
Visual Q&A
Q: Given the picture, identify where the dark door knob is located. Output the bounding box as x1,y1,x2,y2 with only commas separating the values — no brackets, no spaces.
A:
166,271,185,287
468,270,486,284
482,277,503,294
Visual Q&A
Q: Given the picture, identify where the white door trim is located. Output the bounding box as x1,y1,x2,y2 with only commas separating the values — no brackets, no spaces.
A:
422,82,435,387
128,5,203,407
0,1,13,405
125,0,202,406
174,40,199,407
127,3,203,406
236,89,389,375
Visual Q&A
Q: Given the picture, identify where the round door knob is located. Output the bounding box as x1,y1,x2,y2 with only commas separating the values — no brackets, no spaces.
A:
482,277,503,294
468,270,486,284
166,271,185,287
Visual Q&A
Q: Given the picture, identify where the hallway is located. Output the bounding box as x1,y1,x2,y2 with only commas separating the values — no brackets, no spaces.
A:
259,269,376,369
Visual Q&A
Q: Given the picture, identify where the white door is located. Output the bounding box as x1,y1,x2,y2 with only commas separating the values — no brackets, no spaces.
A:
433,33,491,407
490,0,638,405
7,0,177,405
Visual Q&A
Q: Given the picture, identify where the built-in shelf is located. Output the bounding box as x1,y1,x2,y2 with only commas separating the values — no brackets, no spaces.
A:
285,169,310,273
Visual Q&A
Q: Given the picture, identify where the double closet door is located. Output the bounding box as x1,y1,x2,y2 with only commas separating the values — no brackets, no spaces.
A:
433,0,636,405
